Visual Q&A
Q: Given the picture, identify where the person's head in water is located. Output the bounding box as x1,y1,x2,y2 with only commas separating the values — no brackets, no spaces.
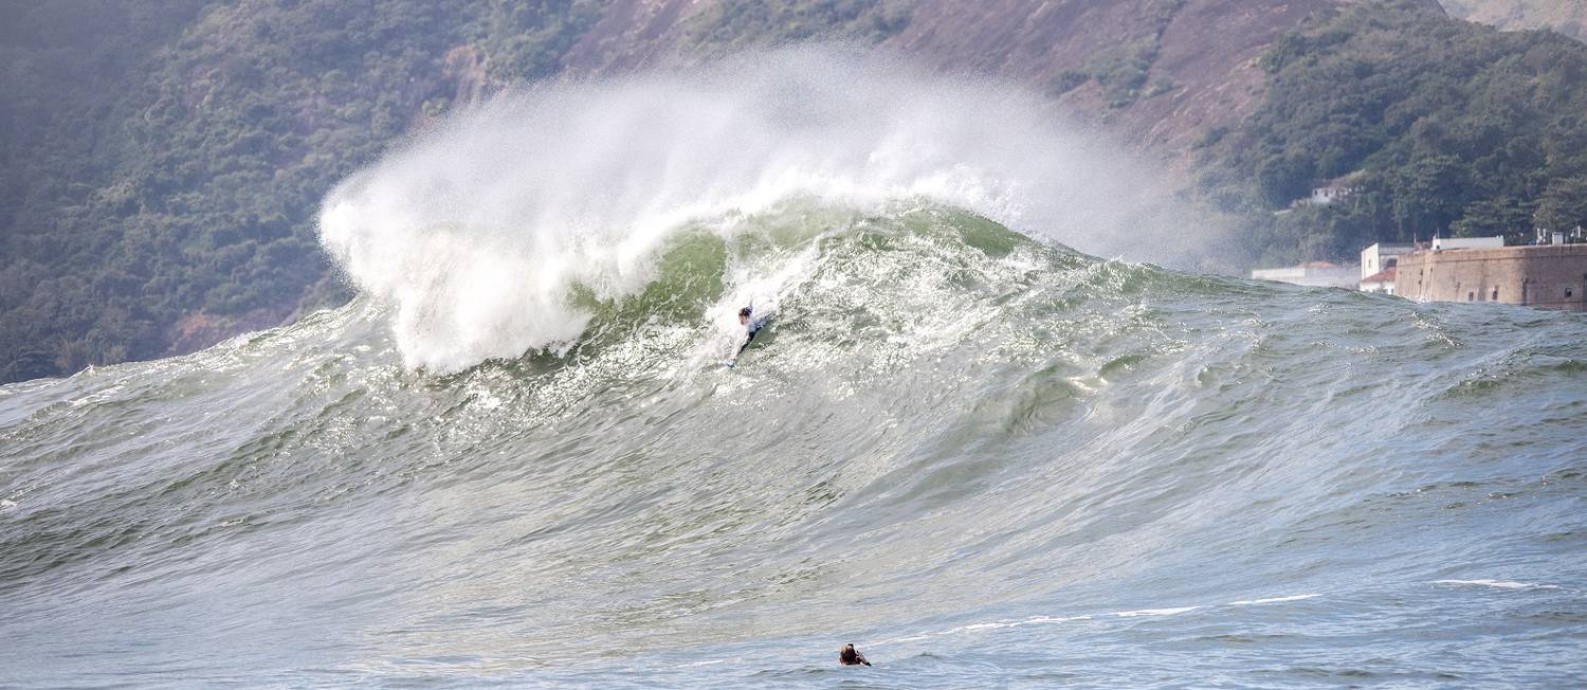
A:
738,307,752,325
839,643,870,666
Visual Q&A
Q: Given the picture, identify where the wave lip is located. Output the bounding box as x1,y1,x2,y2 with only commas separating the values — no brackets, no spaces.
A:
1229,594,1321,606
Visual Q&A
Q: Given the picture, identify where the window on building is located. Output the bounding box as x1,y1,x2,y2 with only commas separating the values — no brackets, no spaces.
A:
1468,291,1475,301
1492,287,1499,301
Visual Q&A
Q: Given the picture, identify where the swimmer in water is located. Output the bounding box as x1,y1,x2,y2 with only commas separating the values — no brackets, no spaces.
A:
839,643,871,667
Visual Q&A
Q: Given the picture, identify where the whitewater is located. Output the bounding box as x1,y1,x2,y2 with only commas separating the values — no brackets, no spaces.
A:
3,50,1586,688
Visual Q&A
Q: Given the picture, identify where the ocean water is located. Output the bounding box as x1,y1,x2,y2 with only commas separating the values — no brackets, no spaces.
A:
4,50,1586,688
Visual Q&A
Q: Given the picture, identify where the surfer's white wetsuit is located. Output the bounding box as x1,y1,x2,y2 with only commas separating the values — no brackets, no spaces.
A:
744,313,766,342
737,308,769,356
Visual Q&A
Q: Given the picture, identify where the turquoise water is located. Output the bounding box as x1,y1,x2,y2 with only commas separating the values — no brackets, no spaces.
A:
3,204,1585,687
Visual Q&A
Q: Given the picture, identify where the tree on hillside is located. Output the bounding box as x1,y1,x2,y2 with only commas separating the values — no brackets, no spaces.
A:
1535,175,1587,233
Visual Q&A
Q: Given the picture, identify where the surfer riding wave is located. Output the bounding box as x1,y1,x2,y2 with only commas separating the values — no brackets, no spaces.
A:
728,305,770,367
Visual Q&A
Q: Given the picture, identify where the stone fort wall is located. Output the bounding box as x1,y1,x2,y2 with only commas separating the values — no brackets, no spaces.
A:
1397,244,1587,312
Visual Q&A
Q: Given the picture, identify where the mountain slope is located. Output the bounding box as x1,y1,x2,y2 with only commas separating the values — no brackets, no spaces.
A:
554,0,1357,168
1440,0,1587,41
883,0,1343,167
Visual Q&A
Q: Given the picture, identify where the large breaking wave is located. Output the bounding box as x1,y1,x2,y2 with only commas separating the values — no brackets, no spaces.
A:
318,47,1207,373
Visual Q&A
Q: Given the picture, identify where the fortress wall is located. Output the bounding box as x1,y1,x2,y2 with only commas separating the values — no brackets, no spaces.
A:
1397,245,1587,312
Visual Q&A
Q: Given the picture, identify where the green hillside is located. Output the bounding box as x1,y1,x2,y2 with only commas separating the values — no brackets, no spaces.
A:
1204,0,1587,265
92,0,604,323
2,1,501,381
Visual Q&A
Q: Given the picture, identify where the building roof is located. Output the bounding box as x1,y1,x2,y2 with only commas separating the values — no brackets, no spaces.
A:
1361,266,1397,283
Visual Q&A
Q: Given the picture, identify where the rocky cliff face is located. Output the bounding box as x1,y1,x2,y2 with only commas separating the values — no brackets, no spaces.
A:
552,0,1439,171
882,0,1348,169
1439,0,1587,41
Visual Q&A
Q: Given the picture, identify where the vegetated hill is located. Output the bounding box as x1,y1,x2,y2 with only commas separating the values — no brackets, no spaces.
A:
1439,0,1587,41
1201,0,1587,265
2,0,1583,383
1,2,213,380
0,0,603,382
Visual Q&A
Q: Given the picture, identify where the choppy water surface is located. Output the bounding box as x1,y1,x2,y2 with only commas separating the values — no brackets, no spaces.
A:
5,50,1586,687
4,205,1585,687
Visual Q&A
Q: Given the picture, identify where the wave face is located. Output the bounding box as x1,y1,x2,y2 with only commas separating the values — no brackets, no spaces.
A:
5,52,1587,688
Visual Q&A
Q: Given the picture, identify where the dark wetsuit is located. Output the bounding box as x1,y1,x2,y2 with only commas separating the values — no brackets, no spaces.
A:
839,644,870,666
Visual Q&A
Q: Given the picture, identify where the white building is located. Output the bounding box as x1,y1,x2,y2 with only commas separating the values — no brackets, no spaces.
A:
1250,261,1362,289
1358,242,1415,294
1355,236,1504,295
1360,243,1416,279
1307,184,1354,206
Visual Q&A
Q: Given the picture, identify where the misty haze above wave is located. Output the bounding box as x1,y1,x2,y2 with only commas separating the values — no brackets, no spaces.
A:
317,47,1210,375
